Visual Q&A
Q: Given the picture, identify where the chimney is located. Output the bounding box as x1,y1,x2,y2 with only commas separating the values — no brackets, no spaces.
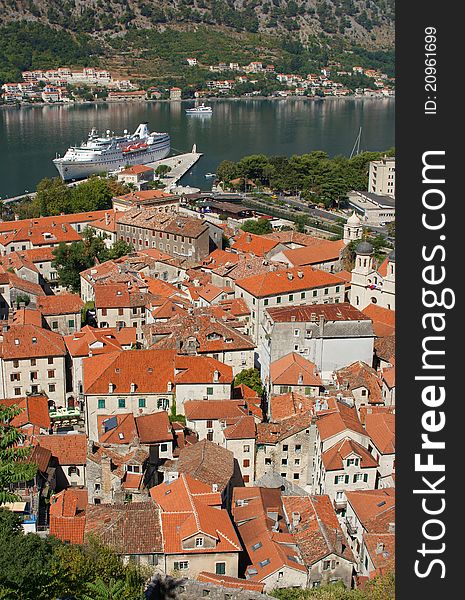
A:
213,369,219,383
130,382,136,393
167,381,173,392
376,542,385,554
297,372,303,385
105,212,110,225
292,511,301,528
287,272,293,280
297,271,304,278
246,234,252,243
388,522,395,533
319,314,325,335
108,382,115,393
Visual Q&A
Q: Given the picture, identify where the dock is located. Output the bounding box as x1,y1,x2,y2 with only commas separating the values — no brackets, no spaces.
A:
146,149,203,189
1,148,203,205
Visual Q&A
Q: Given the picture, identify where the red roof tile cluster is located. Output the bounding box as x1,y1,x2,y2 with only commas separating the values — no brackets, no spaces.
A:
146,310,255,354
116,207,208,239
64,325,137,357
184,400,248,421
231,487,306,582
85,501,163,554
362,305,395,337
270,352,323,387
175,439,234,493
257,413,313,444
0,324,66,360
37,293,84,315
279,239,345,267
37,433,87,465
345,488,395,533
266,302,370,323
270,393,337,422
150,474,241,555
84,349,233,395
222,415,256,440
363,532,395,573
334,361,383,405
235,266,344,298
196,572,265,593
282,495,355,567
365,413,395,455
322,438,378,471
316,400,366,442
49,488,88,544
231,231,279,257
0,394,50,431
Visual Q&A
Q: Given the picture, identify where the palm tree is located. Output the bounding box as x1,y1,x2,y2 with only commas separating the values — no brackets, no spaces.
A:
83,578,126,600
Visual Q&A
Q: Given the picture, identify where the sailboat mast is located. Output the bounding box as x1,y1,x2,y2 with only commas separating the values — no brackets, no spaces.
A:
350,127,362,158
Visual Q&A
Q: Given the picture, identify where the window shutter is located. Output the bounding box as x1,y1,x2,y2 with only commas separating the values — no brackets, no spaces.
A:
363,473,368,482
345,475,349,484
353,474,357,483
334,476,338,484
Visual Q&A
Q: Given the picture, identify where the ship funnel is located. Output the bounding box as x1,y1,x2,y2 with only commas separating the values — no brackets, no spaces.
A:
133,123,149,139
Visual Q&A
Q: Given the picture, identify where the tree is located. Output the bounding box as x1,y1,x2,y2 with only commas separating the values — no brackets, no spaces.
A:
234,368,263,396
155,164,172,178
70,176,114,212
241,218,272,235
0,405,37,505
83,578,126,600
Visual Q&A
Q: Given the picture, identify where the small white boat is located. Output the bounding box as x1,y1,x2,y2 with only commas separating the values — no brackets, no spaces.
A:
186,103,213,114
205,172,216,178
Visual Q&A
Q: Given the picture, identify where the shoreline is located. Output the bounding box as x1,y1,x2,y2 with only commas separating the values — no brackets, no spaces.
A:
0,94,394,110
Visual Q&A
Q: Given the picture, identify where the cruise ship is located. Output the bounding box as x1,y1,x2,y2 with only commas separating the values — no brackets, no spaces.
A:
53,123,170,181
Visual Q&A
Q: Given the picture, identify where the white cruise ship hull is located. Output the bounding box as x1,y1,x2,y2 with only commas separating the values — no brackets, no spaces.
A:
54,144,170,181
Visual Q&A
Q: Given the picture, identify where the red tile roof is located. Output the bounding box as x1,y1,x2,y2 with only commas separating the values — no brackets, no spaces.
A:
222,415,256,440
280,239,345,267
175,440,234,492
270,393,337,422
345,488,395,533
197,572,265,592
270,352,322,387
184,400,247,421
335,361,383,404
37,293,84,315
151,474,241,555
49,488,88,544
235,266,344,298
365,413,395,454
362,305,395,337
0,324,66,360
0,394,50,431
85,501,163,554
64,326,137,357
266,302,370,323
135,411,173,444
316,401,366,441
231,231,279,257
282,495,354,566
257,413,313,444
322,438,379,471
37,433,87,465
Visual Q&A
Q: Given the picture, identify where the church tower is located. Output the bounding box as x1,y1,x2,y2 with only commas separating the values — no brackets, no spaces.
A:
350,241,374,308
343,211,363,244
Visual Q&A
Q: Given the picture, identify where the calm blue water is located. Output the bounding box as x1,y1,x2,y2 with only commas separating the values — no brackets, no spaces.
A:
0,98,394,198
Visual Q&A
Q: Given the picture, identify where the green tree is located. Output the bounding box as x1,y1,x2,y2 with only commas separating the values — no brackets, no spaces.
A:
234,368,263,396
0,405,37,505
35,177,72,216
71,176,115,212
83,577,126,600
241,218,273,235
155,164,172,178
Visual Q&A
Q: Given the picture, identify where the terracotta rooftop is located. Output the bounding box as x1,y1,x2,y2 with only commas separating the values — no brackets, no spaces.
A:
270,352,323,387
278,239,345,267
365,413,395,455
0,324,66,360
49,488,88,544
235,266,344,298
345,488,395,533
362,304,395,337
184,399,248,421
334,361,383,405
282,495,355,566
85,501,163,554
37,293,84,315
316,401,366,441
37,433,87,465
175,439,235,493
222,415,256,440
266,302,370,323
270,393,337,422
116,207,208,238
0,394,50,431
257,413,313,444
196,572,265,593
231,230,279,257
322,437,379,471
64,325,137,357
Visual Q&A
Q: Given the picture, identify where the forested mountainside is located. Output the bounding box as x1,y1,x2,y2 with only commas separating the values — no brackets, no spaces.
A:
0,0,395,85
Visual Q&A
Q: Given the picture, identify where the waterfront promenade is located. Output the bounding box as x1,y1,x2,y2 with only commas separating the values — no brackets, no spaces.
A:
1,150,203,204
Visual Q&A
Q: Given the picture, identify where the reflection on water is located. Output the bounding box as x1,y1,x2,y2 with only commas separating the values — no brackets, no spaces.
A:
0,98,394,198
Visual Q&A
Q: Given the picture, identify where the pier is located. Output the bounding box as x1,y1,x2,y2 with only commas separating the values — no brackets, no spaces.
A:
146,148,203,189
1,147,203,205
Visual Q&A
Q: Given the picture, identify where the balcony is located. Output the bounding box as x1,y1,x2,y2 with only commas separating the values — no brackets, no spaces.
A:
345,518,358,537
333,498,347,511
